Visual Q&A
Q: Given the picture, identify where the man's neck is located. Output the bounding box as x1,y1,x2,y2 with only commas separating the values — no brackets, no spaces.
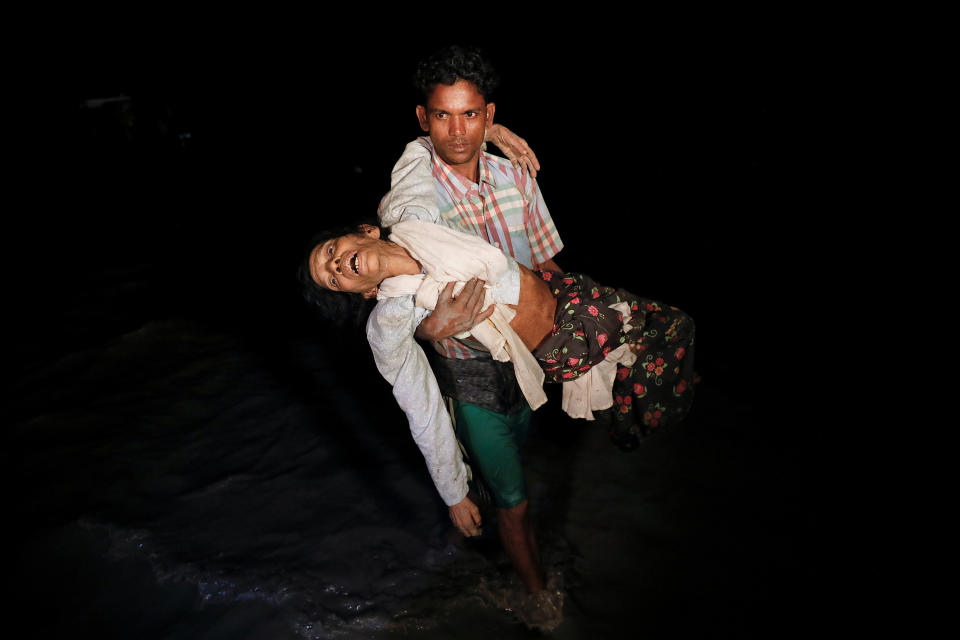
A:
450,156,480,185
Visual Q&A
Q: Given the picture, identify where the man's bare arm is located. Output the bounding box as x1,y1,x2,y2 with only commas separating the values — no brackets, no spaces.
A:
535,257,562,272
414,278,495,342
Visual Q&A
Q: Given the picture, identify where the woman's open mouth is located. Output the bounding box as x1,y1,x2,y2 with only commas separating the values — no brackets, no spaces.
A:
349,252,360,275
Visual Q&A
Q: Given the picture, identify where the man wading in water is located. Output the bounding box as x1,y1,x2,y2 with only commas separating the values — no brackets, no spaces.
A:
378,45,564,630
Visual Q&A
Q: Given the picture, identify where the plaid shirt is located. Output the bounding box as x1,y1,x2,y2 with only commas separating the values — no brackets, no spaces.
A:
428,144,563,360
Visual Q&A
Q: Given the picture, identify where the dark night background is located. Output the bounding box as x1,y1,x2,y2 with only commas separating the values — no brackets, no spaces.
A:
11,21,837,639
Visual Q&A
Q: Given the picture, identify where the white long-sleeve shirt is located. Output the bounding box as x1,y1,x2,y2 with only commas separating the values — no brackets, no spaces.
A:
367,139,476,506
365,295,469,505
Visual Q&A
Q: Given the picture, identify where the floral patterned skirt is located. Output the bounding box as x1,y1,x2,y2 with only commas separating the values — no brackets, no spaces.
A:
531,270,696,451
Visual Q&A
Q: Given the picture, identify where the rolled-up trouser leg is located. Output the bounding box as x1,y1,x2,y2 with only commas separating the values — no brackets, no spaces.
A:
451,400,532,510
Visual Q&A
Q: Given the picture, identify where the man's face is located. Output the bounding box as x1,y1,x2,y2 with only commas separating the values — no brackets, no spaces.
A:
416,79,495,177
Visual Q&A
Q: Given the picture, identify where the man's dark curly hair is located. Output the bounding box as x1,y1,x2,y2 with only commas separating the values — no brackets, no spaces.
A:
414,45,500,103
298,222,381,327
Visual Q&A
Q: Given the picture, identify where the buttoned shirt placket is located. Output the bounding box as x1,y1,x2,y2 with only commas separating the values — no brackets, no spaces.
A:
425,144,562,360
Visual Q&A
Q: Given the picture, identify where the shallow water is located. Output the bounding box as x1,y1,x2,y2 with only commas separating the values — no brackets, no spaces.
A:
10,32,837,636
12,273,820,638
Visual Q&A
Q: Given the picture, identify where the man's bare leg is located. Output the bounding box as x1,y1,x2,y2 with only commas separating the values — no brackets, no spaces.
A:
497,499,545,593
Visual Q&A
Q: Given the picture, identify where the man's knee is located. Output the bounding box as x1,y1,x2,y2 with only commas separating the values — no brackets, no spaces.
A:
498,499,529,530
453,401,530,509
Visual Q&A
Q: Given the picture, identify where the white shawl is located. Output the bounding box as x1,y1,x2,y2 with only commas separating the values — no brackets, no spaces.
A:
378,220,548,411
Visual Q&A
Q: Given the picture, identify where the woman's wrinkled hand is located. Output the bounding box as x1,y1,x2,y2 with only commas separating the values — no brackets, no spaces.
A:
485,124,541,178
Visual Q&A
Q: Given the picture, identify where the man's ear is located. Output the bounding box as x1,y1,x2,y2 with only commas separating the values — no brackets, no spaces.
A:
416,105,429,132
361,287,378,299
485,102,495,127
358,224,381,239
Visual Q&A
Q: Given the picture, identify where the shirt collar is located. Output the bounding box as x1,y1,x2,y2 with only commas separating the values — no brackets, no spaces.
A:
433,151,498,203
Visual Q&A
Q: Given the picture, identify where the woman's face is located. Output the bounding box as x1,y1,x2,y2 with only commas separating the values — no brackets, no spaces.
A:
309,225,389,298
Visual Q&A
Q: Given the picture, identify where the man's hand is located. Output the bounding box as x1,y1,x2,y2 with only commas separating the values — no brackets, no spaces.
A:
485,124,541,178
414,278,495,342
449,495,482,537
